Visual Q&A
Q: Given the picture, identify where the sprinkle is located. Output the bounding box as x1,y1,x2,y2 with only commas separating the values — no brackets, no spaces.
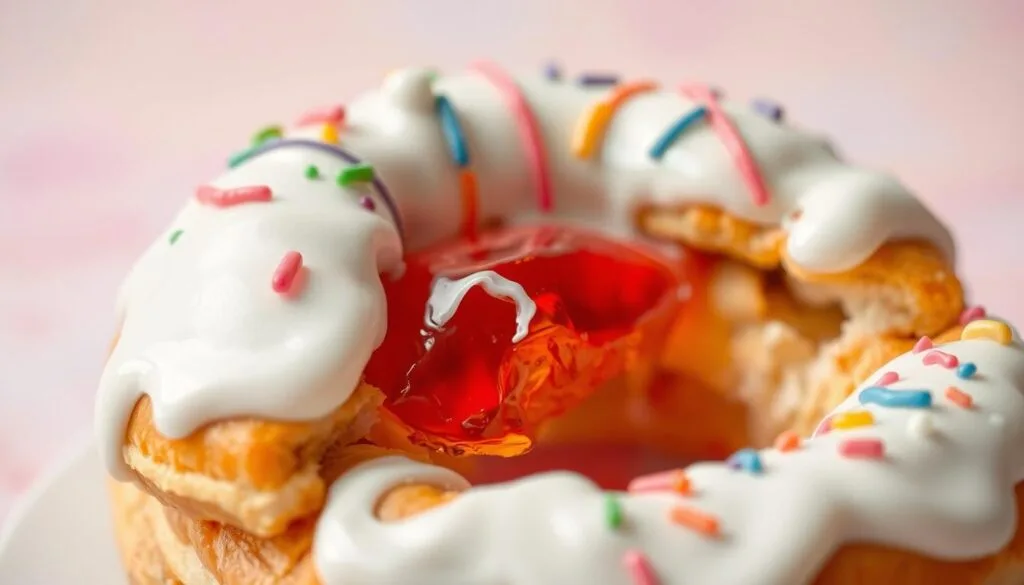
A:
956,362,978,379
295,105,345,127
227,147,258,168
648,106,708,160
359,195,376,211
959,305,986,325
681,83,770,206
751,98,784,121
945,386,973,409
320,123,339,144
436,95,471,167
838,438,885,459
604,494,624,529
572,80,659,159
858,387,932,409
813,416,833,437
168,229,183,244
874,371,900,386
622,550,659,585
543,62,561,81
906,412,935,439
305,165,320,179
252,125,283,146
472,61,554,212
773,430,801,452
627,470,692,495
338,164,375,186
923,349,959,369
669,505,721,537
459,169,479,239
726,448,764,474
830,410,875,430
195,184,273,207
960,319,1014,345
271,251,303,295
912,336,934,353
579,73,620,86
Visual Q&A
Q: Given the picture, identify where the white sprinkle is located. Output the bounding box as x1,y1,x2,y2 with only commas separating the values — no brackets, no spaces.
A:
906,412,934,439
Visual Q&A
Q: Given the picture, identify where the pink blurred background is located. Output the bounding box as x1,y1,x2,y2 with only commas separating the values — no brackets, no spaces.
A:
1,0,1022,521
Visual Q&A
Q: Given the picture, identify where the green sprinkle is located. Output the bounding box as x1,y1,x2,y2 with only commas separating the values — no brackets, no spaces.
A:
604,494,623,529
168,229,183,245
252,125,283,146
227,147,257,168
305,165,320,179
337,164,375,186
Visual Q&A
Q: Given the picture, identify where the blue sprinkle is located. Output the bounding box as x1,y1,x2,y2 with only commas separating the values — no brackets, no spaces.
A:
858,386,933,409
957,362,978,379
726,448,764,474
578,73,619,86
435,95,470,168
751,98,784,122
544,62,561,81
649,106,708,160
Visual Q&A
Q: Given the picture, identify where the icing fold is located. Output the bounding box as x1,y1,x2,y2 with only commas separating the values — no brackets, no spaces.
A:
315,336,1024,584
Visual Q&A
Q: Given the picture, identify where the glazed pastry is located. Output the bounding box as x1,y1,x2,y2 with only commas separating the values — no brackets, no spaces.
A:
96,63,990,585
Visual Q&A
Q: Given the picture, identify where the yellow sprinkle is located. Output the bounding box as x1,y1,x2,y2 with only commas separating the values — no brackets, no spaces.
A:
321,123,339,144
961,319,1013,345
830,410,875,430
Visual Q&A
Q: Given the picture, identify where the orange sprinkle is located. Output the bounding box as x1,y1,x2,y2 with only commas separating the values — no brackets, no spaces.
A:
669,505,720,537
945,386,973,409
830,410,875,430
572,80,659,159
459,169,479,240
773,430,802,452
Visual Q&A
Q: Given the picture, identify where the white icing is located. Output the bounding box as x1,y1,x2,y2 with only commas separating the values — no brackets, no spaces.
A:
315,336,1024,584
96,65,955,483
426,271,537,343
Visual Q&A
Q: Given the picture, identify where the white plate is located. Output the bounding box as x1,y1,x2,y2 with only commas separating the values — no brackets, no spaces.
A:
0,437,126,585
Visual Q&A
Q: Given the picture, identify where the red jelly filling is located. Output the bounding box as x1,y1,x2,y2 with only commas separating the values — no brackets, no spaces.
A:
363,225,691,456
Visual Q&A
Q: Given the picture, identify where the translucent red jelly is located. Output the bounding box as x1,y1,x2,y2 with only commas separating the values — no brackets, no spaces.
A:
363,225,691,456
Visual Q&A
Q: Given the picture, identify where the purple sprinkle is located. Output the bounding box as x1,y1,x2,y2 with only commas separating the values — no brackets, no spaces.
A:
751,98,784,122
359,195,376,211
544,62,561,81
579,73,619,86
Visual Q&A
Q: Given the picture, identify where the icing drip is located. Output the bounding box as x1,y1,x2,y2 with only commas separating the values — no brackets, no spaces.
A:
426,271,537,344
314,337,1024,584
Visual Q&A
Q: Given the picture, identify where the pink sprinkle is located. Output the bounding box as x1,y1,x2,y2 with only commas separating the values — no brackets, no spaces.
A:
627,470,691,495
272,251,304,294
912,336,934,354
622,550,660,585
295,105,346,127
812,415,832,437
838,438,885,459
959,305,987,325
195,184,272,207
359,195,377,211
923,349,959,369
874,371,900,386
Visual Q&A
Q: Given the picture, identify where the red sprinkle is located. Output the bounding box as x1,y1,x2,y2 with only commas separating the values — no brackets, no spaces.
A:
622,550,660,585
195,184,272,207
945,386,974,409
959,305,987,325
923,349,959,369
874,371,900,386
627,470,692,496
272,251,304,294
838,438,885,460
912,336,934,354
296,105,346,127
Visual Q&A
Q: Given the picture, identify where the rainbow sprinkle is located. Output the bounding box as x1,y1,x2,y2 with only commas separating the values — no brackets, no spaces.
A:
669,505,721,538
578,73,620,86
168,229,183,245
227,147,258,169
648,106,708,160
773,430,801,452
830,410,875,430
627,470,692,495
751,99,784,122
912,336,934,354
946,386,974,408
320,123,339,144
622,550,659,585
252,125,283,146
874,371,900,386
543,62,561,81
436,95,470,167
572,80,659,159
295,105,345,127
956,362,978,379
858,387,932,409
195,184,273,207
838,438,885,459
923,349,959,369
359,195,376,211
604,494,624,529
959,305,986,325
305,165,320,179
272,251,303,295
338,164,375,187
726,448,764,474
961,319,1014,345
